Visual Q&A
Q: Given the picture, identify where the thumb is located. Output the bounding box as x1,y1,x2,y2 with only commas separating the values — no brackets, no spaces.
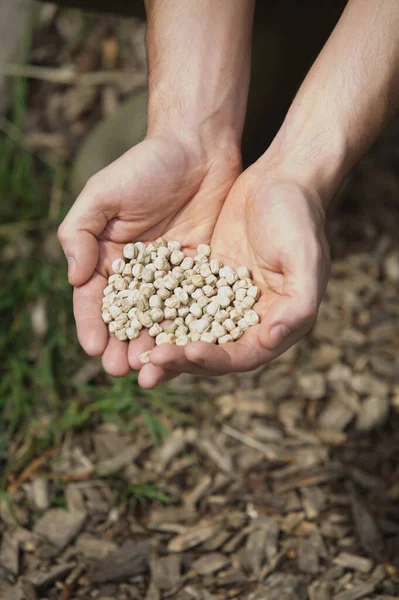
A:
58,180,108,286
58,225,99,286
259,247,327,351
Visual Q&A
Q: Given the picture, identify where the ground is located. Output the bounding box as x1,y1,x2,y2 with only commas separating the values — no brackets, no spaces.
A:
0,5,399,600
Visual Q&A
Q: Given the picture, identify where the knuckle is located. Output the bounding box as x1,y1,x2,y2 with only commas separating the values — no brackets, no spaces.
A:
57,222,68,244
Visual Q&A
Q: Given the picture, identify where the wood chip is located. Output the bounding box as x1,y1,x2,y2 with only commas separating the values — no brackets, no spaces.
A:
34,509,86,549
76,533,117,559
190,553,229,576
168,521,221,553
91,540,151,583
27,562,75,588
0,532,19,575
95,443,142,476
297,538,320,574
150,554,181,590
333,553,373,574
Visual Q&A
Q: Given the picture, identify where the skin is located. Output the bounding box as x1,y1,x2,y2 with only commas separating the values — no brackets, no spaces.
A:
59,0,399,388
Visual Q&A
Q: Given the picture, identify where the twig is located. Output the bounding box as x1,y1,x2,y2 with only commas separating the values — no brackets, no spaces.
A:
2,64,147,87
222,424,279,461
0,115,57,169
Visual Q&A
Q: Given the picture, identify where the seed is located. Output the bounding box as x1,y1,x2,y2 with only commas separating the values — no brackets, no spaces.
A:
212,323,227,338
231,326,243,340
206,301,220,316
150,308,164,323
164,275,179,290
185,313,195,326
197,295,210,309
141,267,154,283
189,303,203,318
122,263,133,277
178,306,190,318
165,296,181,309
242,296,255,308
149,295,163,308
174,288,189,305
237,317,249,331
219,334,233,344
192,275,204,288
175,325,189,336
115,329,128,341
216,277,228,288
202,285,216,298
139,311,154,328
139,350,151,364
244,310,260,325
164,307,177,320
219,266,237,285
123,243,137,259
235,288,247,302
157,247,172,260
237,266,250,279
132,263,144,278
149,323,163,337
115,312,128,324
190,332,201,342
199,263,212,277
164,321,178,333
104,284,114,296
170,250,185,265
191,288,203,300
233,280,246,292
183,283,196,295
223,318,235,332
135,241,145,252
156,332,176,345
214,310,229,323
176,335,190,346
155,237,167,248
210,258,223,274
112,258,125,274
181,256,194,270
126,327,140,340
158,287,172,300
167,240,182,251
194,254,208,265
109,305,122,319
200,332,217,343
247,286,260,300
154,256,169,271
102,310,112,324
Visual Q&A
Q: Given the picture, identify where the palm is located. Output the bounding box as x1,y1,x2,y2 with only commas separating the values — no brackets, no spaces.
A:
69,136,241,377
148,170,330,385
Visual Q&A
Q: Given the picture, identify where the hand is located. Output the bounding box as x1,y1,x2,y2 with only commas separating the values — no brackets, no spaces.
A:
58,133,241,378
148,159,330,384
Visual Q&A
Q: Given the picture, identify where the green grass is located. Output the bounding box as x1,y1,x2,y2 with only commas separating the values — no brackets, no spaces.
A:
0,29,191,494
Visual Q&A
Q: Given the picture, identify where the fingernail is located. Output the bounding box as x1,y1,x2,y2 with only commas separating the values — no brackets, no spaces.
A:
67,257,76,278
270,324,290,347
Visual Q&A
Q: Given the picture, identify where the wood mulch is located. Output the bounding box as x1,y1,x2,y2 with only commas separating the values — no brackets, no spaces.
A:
1,5,399,600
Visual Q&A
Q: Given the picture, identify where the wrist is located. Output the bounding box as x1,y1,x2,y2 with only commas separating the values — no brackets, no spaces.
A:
260,117,349,210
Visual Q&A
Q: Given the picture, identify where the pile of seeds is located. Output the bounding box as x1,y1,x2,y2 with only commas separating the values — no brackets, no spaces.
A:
102,239,260,360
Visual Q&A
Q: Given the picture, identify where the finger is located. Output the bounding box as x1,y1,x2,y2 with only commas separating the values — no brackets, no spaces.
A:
151,339,258,376
73,272,108,356
259,246,327,351
102,335,130,377
138,364,178,389
58,181,108,287
127,329,155,370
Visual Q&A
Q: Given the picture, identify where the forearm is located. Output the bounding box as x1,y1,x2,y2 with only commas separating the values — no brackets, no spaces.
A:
265,0,399,205
144,0,255,149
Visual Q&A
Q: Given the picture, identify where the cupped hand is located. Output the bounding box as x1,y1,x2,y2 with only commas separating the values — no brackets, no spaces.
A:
148,160,330,386
58,134,241,379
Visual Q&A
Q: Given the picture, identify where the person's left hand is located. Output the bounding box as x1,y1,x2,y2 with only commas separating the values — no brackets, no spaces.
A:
146,159,330,386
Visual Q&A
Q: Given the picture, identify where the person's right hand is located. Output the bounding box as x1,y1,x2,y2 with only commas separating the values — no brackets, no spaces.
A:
58,133,241,378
